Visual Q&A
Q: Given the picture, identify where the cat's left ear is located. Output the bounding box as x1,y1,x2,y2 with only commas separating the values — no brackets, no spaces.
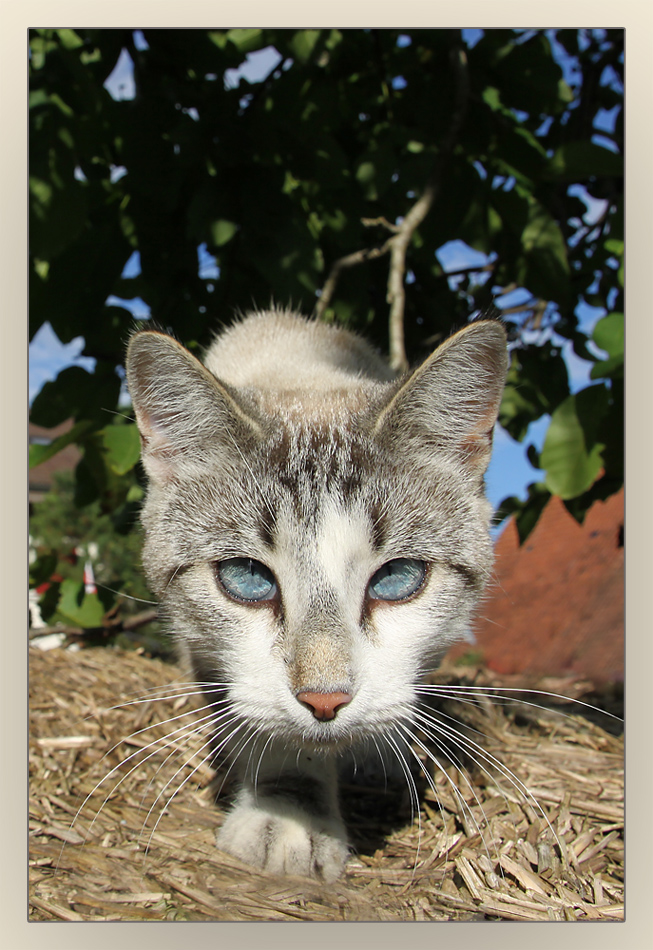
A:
125,329,263,484
373,320,508,476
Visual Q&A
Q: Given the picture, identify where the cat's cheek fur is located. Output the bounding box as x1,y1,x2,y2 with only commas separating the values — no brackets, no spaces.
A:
366,573,475,661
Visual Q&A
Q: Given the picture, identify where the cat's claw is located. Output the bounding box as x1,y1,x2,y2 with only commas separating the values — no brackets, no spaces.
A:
217,799,350,882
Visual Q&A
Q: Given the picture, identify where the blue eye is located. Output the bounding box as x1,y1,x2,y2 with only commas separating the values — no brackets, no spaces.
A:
217,558,278,603
368,558,426,602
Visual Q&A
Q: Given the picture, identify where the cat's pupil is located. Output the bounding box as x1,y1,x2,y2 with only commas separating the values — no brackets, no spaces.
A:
368,558,426,602
217,558,278,603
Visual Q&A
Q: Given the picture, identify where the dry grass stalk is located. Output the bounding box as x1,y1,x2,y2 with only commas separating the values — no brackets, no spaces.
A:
29,646,623,922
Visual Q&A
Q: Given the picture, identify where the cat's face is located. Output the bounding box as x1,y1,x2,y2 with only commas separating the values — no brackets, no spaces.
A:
128,320,504,754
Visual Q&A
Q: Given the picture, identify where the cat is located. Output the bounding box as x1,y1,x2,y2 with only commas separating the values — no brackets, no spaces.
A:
125,307,508,882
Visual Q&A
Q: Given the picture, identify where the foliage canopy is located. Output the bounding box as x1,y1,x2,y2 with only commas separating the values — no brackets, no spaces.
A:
29,27,623,629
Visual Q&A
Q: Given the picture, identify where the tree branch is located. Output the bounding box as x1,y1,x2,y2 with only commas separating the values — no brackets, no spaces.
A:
29,608,159,642
361,216,401,233
315,44,470,371
314,239,395,321
386,45,470,371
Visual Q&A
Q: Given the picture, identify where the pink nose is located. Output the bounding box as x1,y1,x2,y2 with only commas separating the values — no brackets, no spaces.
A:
296,691,352,721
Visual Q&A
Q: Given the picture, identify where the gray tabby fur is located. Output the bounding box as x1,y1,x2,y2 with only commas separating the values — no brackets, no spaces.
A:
125,308,508,881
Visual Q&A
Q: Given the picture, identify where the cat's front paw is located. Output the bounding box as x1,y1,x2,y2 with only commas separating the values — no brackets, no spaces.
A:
217,797,350,882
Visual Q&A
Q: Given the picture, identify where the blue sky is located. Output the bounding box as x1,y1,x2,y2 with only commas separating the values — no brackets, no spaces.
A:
29,30,614,516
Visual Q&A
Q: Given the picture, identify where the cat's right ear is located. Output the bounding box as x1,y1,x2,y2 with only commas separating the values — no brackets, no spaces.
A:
372,320,508,479
126,330,262,483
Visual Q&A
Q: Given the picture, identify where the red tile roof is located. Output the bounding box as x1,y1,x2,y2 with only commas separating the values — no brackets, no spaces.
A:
448,489,624,683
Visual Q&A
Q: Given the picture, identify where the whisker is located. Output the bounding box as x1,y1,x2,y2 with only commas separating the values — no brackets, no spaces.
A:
57,703,229,868
141,719,249,856
93,584,158,606
395,720,495,868
135,707,238,814
410,705,563,854
252,733,276,800
416,683,622,723
382,729,423,873
111,684,230,710
211,721,263,801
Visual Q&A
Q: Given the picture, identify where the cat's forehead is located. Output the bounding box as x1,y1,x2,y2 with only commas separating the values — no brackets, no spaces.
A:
262,420,379,500
273,493,376,597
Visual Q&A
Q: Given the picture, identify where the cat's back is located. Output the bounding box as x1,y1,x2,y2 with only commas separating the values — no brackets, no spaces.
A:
203,309,395,391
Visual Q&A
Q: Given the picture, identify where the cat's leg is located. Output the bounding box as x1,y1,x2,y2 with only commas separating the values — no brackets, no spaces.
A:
216,747,350,882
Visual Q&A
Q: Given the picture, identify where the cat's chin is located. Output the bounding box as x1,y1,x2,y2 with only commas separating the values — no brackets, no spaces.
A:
280,727,358,754
302,735,355,754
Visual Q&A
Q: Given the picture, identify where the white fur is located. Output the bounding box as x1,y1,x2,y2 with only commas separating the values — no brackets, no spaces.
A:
125,309,508,880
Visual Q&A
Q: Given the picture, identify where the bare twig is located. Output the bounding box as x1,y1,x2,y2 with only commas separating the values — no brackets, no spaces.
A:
29,608,159,641
315,45,471,372
386,46,470,370
315,239,395,321
361,216,401,233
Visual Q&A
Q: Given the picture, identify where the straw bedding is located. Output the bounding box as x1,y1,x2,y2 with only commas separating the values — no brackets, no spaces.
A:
29,645,623,922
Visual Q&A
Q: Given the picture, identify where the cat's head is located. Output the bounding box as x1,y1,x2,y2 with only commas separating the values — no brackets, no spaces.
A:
125,319,507,749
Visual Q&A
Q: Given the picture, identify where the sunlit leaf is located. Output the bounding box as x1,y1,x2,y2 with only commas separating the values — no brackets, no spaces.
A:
288,30,322,64
57,578,107,627
541,387,609,499
100,423,142,475
225,29,264,54
592,311,623,358
590,312,623,380
210,219,239,247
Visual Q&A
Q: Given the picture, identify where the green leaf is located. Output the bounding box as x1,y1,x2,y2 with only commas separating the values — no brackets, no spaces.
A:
481,86,503,112
592,312,623,358
55,28,84,50
36,580,62,623
590,356,623,381
521,198,568,266
29,171,88,259
210,219,239,247
540,386,609,499
29,551,59,588
590,312,623,380
495,482,551,544
356,161,376,184
57,578,107,628
30,366,121,427
225,28,264,54
99,423,142,476
604,239,623,258
520,195,570,302
557,79,574,106
29,419,95,469
74,452,102,508
499,344,569,441
288,30,322,64
73,426,140,511
546,142,623,181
